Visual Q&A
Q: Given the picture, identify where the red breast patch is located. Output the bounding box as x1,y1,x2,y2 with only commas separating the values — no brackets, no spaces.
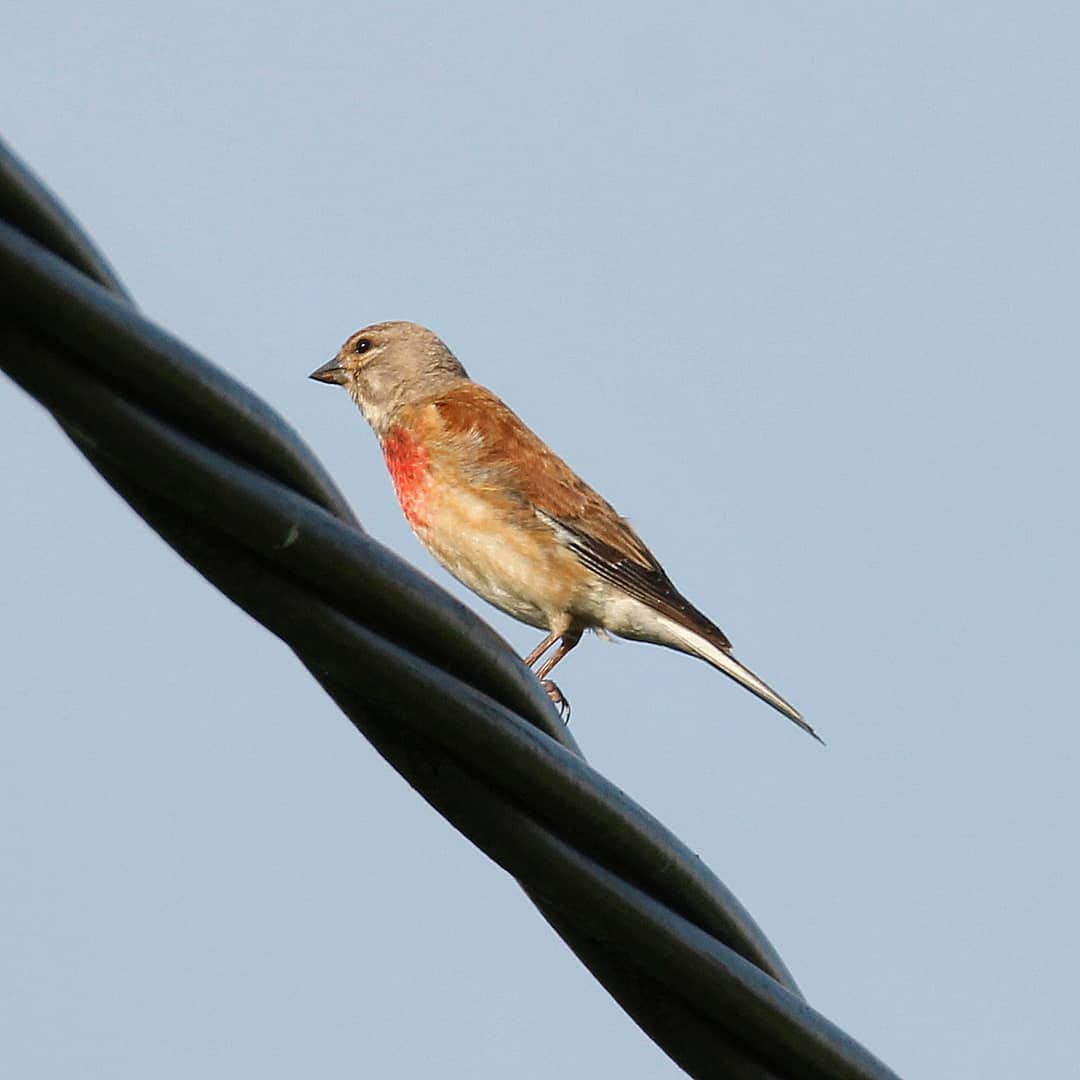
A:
383,426,432,527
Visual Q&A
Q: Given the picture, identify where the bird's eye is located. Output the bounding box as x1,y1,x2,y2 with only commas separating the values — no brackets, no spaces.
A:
355,338,371,354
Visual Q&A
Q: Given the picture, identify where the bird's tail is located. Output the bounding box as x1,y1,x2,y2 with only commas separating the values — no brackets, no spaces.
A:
660,617,822,743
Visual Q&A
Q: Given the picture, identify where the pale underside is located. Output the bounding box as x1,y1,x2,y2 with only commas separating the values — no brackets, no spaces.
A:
413,483,673,643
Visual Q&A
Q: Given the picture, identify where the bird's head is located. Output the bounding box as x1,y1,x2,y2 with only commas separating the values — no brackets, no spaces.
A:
310,321,468,435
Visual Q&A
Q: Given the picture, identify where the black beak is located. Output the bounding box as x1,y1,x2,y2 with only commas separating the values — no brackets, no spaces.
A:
309,356,348,385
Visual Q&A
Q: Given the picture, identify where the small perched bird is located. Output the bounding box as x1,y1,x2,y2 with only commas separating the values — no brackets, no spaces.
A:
311,321,817,740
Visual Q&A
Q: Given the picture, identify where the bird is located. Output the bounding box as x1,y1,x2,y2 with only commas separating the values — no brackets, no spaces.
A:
310,321,818,741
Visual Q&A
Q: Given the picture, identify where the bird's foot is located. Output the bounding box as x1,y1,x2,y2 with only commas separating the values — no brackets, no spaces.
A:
541,679,572,723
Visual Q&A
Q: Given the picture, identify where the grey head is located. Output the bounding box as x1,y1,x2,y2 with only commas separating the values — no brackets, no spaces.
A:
309,321,468,436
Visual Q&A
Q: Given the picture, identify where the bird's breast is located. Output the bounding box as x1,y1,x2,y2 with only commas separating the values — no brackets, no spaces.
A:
382,426,433,527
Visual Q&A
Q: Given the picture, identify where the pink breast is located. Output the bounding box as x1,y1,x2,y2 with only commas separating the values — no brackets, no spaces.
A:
383,426,432,527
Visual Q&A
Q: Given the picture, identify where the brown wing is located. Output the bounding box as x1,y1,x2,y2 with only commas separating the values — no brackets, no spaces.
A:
426,383,732,649
543,516,732,649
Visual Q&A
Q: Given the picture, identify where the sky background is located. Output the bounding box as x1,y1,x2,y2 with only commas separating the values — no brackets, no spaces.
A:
3,4,1078,1078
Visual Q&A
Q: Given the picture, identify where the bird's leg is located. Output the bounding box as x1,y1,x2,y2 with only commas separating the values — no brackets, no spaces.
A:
534,630,583,720
535,630,582,681
521,630,570,717
523,630,561,669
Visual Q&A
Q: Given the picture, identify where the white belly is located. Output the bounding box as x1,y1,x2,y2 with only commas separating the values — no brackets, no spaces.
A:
412,490,567,630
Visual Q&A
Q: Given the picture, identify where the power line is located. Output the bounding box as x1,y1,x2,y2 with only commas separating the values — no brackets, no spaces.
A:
0,136,901,1080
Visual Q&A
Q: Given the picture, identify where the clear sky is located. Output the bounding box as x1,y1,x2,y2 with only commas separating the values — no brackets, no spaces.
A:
3,4,1078,1078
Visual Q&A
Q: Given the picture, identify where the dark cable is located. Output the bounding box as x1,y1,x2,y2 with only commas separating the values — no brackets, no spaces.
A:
0,137,901,1080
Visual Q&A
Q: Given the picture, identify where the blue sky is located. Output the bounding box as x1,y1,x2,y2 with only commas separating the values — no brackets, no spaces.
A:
3,5,1078,1077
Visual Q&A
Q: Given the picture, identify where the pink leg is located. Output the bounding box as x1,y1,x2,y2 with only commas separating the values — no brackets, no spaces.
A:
535,630,583,681
523,630,561,670
534,630,583,719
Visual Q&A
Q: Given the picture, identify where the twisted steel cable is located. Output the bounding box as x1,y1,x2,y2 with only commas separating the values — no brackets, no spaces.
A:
0,137,901,1080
